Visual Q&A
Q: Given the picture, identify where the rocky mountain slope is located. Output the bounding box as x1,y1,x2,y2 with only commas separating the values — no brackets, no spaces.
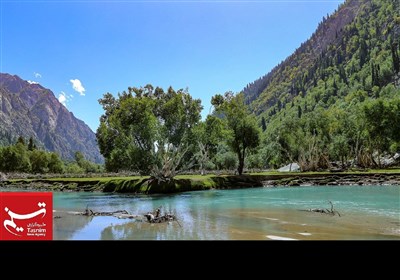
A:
0,73,103,163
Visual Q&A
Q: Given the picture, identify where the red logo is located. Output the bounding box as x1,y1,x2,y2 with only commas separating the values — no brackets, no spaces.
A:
0,192,53,240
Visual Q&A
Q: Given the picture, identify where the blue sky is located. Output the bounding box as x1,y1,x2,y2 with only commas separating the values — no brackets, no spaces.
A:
1,0,344,132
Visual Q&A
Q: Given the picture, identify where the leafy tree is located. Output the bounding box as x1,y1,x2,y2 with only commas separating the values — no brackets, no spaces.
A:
97,85,202,178
214,144,238,171
0,143,31,172
74,151,86,168
193,115,227,174
74,151,101,173
65,163,84,174
329,134,349,167
30,150,49,173
212,92,260,175
48,152,64,173
363,98,400,167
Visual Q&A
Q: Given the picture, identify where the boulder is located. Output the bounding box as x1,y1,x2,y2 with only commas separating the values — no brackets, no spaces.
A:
0,172,7,181
278,163,300,172
381,153,400,167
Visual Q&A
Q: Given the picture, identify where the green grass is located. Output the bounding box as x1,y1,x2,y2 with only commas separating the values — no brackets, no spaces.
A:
8,176,145,183
175,174,217,180
46,176,146,182
7,168,400,183
3,169,399,194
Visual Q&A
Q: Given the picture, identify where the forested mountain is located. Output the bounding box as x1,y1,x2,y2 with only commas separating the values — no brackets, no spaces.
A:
97,0,399,174
242,0,400,170
244,0,399,112
0,73,103,163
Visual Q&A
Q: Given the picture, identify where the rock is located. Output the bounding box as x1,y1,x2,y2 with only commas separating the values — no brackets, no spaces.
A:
278,163,300,172
380,153,400,167
0,172,7,181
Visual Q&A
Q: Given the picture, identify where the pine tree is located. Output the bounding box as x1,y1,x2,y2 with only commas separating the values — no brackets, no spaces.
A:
261,116,267,132
28,137,37,151
391,42,400,73
16,136,25,146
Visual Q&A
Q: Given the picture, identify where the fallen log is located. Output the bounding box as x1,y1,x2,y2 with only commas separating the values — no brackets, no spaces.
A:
144,206,181,226
77,205,182,224
79,205,131,217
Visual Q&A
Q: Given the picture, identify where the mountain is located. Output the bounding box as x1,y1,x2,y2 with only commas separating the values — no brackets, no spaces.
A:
243,0,399,115
240,0,400,170
0,73,103,163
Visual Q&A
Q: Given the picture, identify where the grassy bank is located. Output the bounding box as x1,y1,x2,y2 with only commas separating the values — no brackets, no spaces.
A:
1,169,400,194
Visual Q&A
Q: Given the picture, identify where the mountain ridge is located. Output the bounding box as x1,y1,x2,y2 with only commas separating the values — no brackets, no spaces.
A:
0,73,103,163
243,0,399,115
239,0,399,170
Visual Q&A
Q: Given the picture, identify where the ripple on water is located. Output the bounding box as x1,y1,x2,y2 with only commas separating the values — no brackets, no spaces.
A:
298,232,312,236
266,235,298,240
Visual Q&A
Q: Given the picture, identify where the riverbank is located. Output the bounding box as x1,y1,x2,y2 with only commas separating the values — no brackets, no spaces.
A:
1,170,400,193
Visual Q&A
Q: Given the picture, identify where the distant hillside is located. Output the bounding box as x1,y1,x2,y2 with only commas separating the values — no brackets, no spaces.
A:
243,0,399,115
241,0,400,170
0,73,103,163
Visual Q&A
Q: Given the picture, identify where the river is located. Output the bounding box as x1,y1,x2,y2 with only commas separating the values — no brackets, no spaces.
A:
2,185,399,240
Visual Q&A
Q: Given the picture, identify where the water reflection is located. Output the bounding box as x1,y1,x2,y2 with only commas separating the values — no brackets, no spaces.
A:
3,185,399,240
53,213,93,240
98,200,232,240
51,186,400,240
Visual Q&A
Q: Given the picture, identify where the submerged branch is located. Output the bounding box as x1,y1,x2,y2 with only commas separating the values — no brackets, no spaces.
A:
144,206,181,226
75,205,182,225
301,200,341,217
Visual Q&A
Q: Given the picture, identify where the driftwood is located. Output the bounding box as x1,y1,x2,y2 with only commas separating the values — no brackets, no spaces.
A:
144,206,181,226
77,205,181,224
79,205,137,219
302,201,341,217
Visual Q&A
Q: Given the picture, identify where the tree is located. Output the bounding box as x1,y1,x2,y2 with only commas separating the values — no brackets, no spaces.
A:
193,115,227,174
212,92,260,175
16,136,25,146
28,137,37,151
74,151,100,173
48,152,64,173
391,41,400,73
363,98,400,167
261,116,267,132
214,144,238,171
65,163,84,174
97,85,203,178
297,105,302,119
30,150,49,173
74,151,86,168
0,143,31,172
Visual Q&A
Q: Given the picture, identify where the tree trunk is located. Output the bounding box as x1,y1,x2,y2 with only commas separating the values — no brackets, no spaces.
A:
377,149,382,169
237,150,245,175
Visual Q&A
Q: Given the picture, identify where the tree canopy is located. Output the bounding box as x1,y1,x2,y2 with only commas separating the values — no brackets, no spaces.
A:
96,85,203,176
212,92,260,175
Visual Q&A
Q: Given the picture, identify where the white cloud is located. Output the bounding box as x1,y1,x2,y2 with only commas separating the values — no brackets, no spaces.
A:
70,79,86,96
34,72,42,78
27,80,39,84
58,91,70,107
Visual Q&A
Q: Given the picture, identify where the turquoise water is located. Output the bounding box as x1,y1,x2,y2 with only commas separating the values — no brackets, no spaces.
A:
2,185,399,240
